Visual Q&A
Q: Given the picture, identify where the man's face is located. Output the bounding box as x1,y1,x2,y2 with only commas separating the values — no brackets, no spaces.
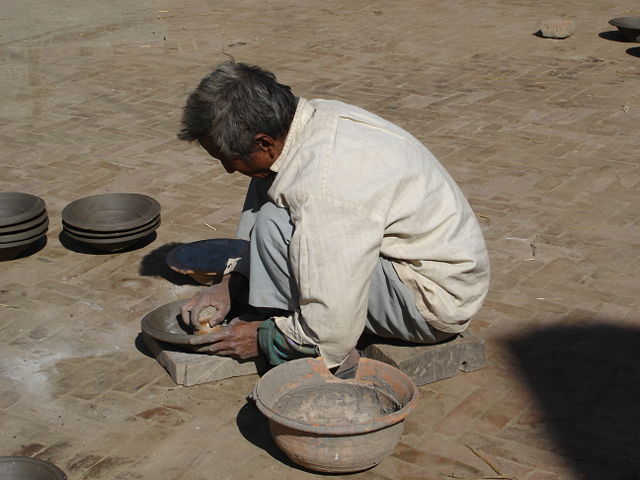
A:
197,135,277,179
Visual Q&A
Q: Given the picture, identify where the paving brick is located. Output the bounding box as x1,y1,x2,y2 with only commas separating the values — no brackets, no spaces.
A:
432,386,500,437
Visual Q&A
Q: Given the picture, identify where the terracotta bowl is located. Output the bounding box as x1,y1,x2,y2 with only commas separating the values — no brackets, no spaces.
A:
0,192,46,227
166,238,249,285
253,357,418,473
609,17,640,41
62,193,160,231
0,456,67,480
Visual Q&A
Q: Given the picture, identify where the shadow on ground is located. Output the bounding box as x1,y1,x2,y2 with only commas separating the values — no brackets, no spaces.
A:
59,231,157,255
138,242,202,285
236,402,299,468
507,321,640,479
598,30,631,42
0,236,47,262
626,46,640,57
236,401,351,475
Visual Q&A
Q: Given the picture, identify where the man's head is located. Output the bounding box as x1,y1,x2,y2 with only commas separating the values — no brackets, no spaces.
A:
178,61,297,177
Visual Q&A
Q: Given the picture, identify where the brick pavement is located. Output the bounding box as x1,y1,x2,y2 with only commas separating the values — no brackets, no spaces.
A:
1,0,639,478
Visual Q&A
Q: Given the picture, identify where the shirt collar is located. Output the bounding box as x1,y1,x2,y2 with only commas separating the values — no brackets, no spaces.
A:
269,97,313,173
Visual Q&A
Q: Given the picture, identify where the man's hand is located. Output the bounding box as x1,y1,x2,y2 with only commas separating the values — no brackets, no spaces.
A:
189,318,263,360
180,275,232,329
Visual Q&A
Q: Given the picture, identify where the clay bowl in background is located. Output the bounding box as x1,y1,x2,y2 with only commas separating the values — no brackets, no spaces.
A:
609,17,640,41
0,217,48,243
0,193,48,261
0,456,67,480
0,210,48,234
0,192,45,227
253,357,418,473
61,193,160,232
62,223,158,252
0,234,46,261
63,216,160,239
61,214,160,235
166,238,249,285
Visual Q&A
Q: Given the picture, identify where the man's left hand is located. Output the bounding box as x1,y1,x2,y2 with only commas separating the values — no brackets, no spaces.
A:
190,318,263,360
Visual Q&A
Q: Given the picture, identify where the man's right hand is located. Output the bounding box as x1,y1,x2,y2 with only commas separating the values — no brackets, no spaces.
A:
180,275,232,329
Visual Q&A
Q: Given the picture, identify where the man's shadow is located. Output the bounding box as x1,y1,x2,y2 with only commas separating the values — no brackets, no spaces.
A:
507,319,640,479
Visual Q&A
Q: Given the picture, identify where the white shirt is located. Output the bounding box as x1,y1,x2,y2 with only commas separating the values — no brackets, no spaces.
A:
240,98,490,368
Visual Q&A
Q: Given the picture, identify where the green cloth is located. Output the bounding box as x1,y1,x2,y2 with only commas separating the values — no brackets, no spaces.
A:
258,318,318,366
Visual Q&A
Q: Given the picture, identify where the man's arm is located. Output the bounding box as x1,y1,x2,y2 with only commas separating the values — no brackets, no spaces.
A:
180,272,247,330
274,193,385,368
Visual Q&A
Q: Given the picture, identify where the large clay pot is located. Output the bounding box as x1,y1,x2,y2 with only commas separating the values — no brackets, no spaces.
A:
253,357,418,473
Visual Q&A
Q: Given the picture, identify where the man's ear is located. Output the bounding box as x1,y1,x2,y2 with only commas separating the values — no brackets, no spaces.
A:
254,133,275,152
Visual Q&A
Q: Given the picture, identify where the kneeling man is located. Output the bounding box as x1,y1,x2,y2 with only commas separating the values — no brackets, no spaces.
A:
177,61,490,372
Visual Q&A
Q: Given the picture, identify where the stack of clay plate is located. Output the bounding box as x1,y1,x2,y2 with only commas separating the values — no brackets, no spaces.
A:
61,193,160,252
609,17,640,41
0,192,48,261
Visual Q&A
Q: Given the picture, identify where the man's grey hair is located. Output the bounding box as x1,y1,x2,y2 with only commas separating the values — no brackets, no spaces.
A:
178,61,297,160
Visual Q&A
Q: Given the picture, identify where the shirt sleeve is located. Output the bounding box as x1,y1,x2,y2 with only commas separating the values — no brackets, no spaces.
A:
273,193,385,368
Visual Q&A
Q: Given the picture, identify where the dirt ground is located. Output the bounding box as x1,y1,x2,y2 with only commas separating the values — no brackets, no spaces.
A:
1,0,639,479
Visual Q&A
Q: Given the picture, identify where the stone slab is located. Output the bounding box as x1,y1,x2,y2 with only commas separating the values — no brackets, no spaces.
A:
142,332,264,386
360,331,486,386
538,18,576,39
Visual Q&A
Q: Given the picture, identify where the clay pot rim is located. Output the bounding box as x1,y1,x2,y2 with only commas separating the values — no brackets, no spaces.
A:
0,217,48,243
62,220,159,244
0,210,48,234
63,216,160,239
0,192,46,227
609,16,640,29
0,231,46,248
253,357,419,436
